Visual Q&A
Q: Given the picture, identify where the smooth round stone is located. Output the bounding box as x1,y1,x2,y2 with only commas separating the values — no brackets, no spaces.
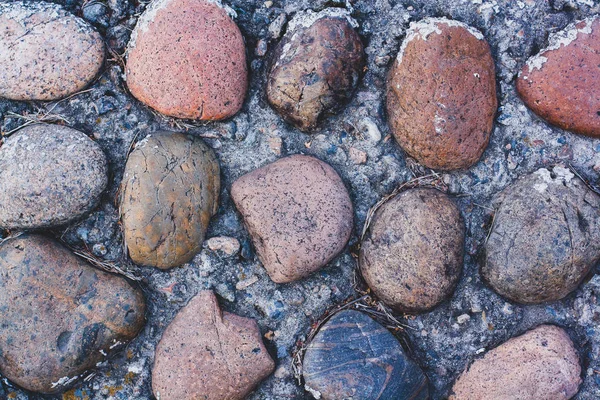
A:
152,291,274,400
483,166,600,304
516,17,600,137
0,1,105,101
126,0,247,120
450,325,581,399
230,155,353,283
0,124,108,230
303,310,429,400
0,234,146,394
266,8,365,131
120,132,220,269
387,18,497,170
360,188,464,313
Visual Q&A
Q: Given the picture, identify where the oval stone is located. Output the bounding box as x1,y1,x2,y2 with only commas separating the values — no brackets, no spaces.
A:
303,310,429,400
120,132,220,269
516,17,600,137
126,0,247,120
360,188,464,313
0,124,108,230
267,8,365,131
0,234,146,394
387,18,497,170
0,1,105,101
152,291,274,400
450,325,581,399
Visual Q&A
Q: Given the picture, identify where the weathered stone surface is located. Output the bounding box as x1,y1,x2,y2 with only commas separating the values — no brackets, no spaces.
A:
0,234,146,394
267,8,365,131
0,124,108,230
387,17,497,170
450,325,582,400
231,155,353,283
516,17,600,137
152,290,274,400
360,188,464,313
0,1,105,101
126,0,247,120
483,166,600,304
303,310,429,400
120,132,220,269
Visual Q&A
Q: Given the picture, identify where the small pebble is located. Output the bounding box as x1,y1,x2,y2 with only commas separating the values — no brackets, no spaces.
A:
349,147,367,164
206,236,241,256
268,136,283,155
235,275,259,290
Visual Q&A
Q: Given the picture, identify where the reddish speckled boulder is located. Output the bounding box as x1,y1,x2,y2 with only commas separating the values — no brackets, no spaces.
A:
517,17,600,137
126,0,247,120
387,18,497,170
450,325,582,400
152,291,274,400
231,155,353,283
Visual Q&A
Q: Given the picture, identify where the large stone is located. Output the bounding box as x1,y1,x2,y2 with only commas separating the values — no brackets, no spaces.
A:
516,17,600,137
266,8,365,131
360,188,464,313
387,18,497,170
230,155,353,283
0,124,108,230
0,1,105,101
450,325,582,399
483,166,600,304
120,132,220,269
0,234,146,394
126,0,247,120
303,310,429,400
152,291,274,400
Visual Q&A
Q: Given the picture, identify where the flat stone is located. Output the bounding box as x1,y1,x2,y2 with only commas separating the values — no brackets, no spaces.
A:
0,234,146,394
120,132,220,269
0,1,105,101
206,236,241,256
387,18,497,170
231,155,353,283
517,17,600,137
126,0,247,120
267,8,365,131
0,124,108,230
303,310,429,400
360,188,464,313
450,325,582,399
152,291,274,400
483,166,600,304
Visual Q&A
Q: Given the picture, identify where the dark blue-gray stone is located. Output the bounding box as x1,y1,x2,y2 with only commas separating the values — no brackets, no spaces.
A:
303,310,429,400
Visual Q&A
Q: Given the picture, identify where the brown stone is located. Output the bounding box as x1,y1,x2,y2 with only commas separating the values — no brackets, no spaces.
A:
360,188,464,313
0,234,146,394
120,132,220,269
231,155,353,283
387,17,497,170
267,8,365,131
450,325,582,400
126,0,247,120
152,291,274,400
0,1,104,101
516,17,600,137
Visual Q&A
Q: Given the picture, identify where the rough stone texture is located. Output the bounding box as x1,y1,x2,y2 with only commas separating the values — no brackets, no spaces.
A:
360,188,465,313
387,17,497,170
0,1,105,101
152,290,274,400
450,325,582,400
516,17,600,138
0,234,146,394
126,0,247,120
231,154,353,283
267,8,365,131
303,310,429,400
483,166,600,304
120,132,220,269
0,124,108,230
